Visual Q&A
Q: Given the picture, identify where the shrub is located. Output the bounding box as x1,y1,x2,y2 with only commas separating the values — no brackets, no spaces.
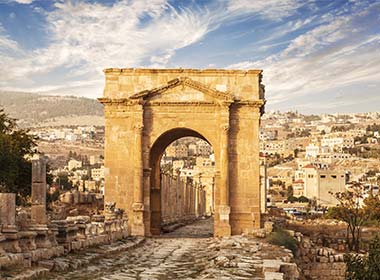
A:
268,229,298,255
287,195,298,203
298,196,309,203
345,236,380,280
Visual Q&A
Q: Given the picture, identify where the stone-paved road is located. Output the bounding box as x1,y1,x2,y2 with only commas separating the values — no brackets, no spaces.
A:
47,218,294,280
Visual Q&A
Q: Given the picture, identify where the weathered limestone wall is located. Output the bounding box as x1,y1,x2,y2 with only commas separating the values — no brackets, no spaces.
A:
161,173,206,225
294,231,346,280
103,68,262,101
229,103,261,234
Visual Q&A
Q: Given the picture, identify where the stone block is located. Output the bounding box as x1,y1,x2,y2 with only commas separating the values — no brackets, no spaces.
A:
263,259,282,273
0,193,17,231
265,272,284,280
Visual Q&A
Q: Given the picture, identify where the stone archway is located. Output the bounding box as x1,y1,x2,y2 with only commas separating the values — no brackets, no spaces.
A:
99,68,265,237
149,128,212,235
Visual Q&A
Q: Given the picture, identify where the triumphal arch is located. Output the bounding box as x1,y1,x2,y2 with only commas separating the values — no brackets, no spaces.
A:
98,68,265,237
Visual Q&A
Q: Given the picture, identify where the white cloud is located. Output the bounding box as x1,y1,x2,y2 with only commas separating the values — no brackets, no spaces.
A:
0,0,212,96
227,0,304,20
1,0,379,113
12,0,33,4
228,3,380,110
282,17,350,57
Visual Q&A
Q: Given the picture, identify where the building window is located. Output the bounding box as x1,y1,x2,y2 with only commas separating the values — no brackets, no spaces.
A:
320,175,326,178
331,175,337,179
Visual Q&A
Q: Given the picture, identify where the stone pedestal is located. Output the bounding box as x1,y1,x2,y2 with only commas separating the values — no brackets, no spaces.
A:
131,202,145,236
0,193,17,233
215,205,231,237
31,154,47,225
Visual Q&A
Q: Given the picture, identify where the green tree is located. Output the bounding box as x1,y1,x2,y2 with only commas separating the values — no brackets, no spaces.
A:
286,185,294,197
345,236,380,280
329,183,370,252
287,195,298,203
0,109,36,204
298,196,309,203
363,194,380,224
56,173,73,191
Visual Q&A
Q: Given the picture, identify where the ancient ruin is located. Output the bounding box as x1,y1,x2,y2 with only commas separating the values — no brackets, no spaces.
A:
99,68,265,237
0,154,129,273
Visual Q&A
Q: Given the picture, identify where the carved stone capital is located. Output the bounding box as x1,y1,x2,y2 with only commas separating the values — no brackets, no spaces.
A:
218,205,230,222
143,168,152,177
218,205,231,215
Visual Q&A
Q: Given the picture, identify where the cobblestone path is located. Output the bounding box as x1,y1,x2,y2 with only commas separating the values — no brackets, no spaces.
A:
46,218,295,280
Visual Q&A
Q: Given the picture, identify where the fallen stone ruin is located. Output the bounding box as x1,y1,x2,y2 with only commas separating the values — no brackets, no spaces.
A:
0,154,128,271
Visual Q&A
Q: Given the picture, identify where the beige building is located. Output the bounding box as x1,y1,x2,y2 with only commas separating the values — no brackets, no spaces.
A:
91,166,105,181
305,144,319,159
84,180,97,192
165,146,176,158
268,167,294,187
292,179,305,197
188,143,197,156
68,159,82,171
175,144,188,158
300,164,346,206
195,156,214,167
172,160,185,171
197,140,212,156
321,136,354,151
89,155,101,165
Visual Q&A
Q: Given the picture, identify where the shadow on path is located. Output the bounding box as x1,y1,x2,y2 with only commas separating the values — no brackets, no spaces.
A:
161,217,214,238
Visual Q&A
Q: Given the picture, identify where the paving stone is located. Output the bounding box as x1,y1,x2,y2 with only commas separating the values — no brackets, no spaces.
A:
31,219,299,280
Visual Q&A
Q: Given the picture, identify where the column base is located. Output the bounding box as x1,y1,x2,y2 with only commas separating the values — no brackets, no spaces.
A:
214,221,231,237
214,205,231,237
131,203,145,236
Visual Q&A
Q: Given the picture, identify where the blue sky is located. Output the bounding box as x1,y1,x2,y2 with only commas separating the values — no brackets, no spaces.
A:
0,0,379,113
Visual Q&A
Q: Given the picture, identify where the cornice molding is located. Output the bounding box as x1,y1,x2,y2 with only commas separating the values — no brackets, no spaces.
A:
129,77,234,103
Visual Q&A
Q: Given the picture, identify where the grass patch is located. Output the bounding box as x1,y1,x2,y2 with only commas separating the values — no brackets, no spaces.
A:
268,229,298,255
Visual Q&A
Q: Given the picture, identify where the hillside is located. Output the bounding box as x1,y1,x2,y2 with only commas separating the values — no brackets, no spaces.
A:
0,91,104,127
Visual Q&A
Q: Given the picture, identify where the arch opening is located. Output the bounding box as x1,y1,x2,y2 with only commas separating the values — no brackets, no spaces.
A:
149,128,215,236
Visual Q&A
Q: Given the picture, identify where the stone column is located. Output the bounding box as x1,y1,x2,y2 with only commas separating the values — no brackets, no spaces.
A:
0,193,17,233
216,124,231,237
142,167,151,233
132,124,145,236
31,154,47,225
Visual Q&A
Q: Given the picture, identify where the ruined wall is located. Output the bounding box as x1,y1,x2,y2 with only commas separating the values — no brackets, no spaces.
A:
295,231,346,280
0,156,129,271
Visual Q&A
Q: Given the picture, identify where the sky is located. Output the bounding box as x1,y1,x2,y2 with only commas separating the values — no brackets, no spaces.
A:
0,0,379,114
